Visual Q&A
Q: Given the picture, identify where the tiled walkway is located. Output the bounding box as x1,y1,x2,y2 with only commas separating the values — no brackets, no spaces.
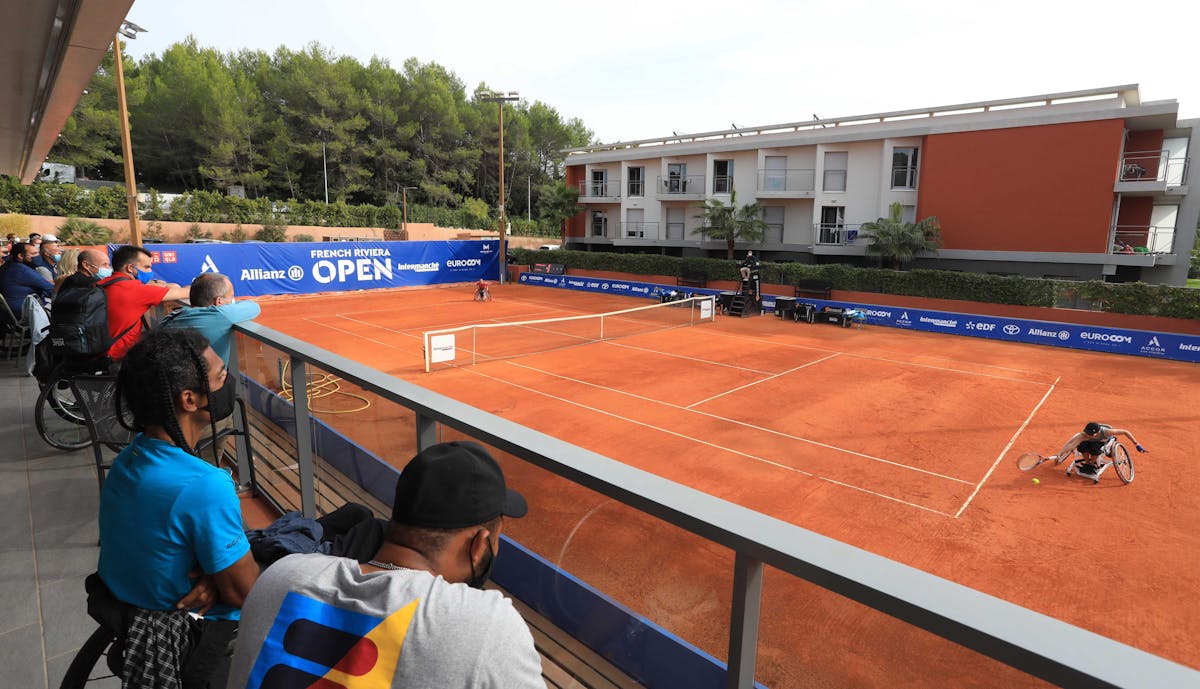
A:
0,366,117,688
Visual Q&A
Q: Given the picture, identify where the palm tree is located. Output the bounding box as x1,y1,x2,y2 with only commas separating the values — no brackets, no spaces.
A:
694,190,768,258
536,181,582,237
860,201,942,270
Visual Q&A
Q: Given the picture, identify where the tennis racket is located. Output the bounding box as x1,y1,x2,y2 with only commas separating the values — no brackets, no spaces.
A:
1016,452,1062,471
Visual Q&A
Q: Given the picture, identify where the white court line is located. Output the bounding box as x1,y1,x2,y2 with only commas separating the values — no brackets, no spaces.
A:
702,329,1049,385
686,353,841,408
301,317,401,348
505,359,973,485
467,366,955,516
953,376,1061,519
607,341,777,375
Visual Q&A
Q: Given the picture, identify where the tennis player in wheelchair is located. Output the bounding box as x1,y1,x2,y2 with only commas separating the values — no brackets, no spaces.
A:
1055,421,1147,478
474,278,492,301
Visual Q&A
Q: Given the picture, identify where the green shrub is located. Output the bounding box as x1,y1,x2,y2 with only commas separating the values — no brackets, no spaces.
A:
255,217,288,243
0,213,32,238
56,217,112,245
292,233,315,243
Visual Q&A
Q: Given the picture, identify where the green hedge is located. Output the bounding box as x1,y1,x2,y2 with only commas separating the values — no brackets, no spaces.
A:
510,248,1198,319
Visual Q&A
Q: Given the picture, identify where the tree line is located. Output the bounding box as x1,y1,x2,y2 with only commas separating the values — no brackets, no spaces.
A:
49,37,594,224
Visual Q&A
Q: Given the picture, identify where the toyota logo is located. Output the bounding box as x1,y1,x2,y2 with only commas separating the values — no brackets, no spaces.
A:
1003,325,1020,336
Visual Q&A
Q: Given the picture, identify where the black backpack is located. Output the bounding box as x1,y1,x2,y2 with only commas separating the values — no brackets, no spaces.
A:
49,276,137,360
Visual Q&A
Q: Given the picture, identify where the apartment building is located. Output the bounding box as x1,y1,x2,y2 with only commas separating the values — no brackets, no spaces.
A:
562,85,1198,285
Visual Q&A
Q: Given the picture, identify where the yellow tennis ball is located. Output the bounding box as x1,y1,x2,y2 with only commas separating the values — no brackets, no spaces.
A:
1032,478,1040,485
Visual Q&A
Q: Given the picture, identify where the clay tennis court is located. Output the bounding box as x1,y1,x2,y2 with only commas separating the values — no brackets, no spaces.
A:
239,283,1200,688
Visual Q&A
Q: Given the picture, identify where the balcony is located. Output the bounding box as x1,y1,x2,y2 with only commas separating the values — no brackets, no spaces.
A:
656,174,706,200
578,179,621,203
1112,225,1175,255
756,169,816,197
613,221,662,241
1115,150,1189,195
816,222,864,246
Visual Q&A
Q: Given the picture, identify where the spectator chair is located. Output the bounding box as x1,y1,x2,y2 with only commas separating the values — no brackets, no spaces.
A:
0,297,31,367
69,374,135,493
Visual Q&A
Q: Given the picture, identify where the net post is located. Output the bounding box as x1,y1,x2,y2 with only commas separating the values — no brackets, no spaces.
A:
423,331,431,373
472,327,477,366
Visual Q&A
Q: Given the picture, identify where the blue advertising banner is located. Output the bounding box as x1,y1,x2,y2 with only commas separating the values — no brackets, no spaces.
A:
111,240,500,297
517,272,1200,364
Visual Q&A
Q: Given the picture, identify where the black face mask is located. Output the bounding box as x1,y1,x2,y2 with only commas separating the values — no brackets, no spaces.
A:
466,536,497,589
202,380,235,422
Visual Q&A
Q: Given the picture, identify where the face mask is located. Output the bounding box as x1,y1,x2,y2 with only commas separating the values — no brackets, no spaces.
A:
137,268,155,284
51,253,61,263
96,267,113,279
466,535,497,589
201,378,234,422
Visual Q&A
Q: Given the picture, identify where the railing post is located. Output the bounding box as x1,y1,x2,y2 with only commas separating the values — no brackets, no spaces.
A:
415,412,438,454
227,344,252,491
289,356,316,518
726,552,764,689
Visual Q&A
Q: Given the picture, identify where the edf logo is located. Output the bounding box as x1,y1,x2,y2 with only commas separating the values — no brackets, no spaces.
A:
244,592,416,688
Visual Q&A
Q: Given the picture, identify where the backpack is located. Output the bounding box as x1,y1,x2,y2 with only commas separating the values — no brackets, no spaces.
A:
48,276,137,360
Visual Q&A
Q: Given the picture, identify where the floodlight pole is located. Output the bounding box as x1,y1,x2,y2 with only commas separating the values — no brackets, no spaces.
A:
113,35,140,245
481,91,519,283
400,186,417,237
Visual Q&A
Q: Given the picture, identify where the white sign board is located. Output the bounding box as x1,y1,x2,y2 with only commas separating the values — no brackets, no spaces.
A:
700,298,713,320
430,334,457,363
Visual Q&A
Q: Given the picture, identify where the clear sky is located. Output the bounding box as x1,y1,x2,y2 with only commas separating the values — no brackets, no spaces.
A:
122,0,1199,145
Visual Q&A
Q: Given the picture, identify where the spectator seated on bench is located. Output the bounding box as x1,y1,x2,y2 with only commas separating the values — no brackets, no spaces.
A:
794,279,833,300
677,270,707,288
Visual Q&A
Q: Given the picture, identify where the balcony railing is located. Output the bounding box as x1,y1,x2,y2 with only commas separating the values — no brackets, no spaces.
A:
757,169,816,193
578,179,621,198
816,222,863,245
589,219,611,238
614,221,661,241
657,174,706,197
1112,225,1175,254
712,175,734,194
1119,150,1189,185
626,179,645,197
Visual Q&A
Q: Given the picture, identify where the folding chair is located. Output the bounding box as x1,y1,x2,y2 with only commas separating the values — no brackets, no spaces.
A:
69,375,135,492
0,297,30,367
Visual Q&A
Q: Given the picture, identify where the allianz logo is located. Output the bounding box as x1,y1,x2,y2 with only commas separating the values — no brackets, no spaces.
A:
1080,332,1133,344
1028,328,1070,340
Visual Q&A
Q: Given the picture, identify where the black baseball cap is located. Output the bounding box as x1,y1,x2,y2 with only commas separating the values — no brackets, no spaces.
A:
391,441,528,529
1083,422,1102,435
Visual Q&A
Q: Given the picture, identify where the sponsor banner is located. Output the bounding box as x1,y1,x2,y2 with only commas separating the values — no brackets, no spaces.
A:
518,272,1200,364
112,240,501,297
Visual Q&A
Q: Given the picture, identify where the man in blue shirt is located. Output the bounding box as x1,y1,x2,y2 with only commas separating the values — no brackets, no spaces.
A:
160,272,261,365
0,242,53,315
29,232,62,281
98,328,259,687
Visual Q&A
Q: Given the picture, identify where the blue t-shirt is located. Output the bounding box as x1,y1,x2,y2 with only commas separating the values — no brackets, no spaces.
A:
98,434,250,620
160,301,261,364
0,261,52,315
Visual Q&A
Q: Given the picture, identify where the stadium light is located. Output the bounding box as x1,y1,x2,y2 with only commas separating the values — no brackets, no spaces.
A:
479,90,520,283
114,20,147,245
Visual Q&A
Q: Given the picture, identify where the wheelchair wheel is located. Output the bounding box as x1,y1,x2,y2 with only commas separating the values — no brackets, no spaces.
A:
1112,444,1134,484
35,375,92,450
59,626,117,688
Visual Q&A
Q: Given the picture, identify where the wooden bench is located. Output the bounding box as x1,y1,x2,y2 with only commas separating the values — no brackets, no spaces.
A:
794,279,833,299
676,270,707,288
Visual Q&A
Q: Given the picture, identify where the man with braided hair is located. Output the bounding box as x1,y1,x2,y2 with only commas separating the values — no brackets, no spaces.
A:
96,328,259,688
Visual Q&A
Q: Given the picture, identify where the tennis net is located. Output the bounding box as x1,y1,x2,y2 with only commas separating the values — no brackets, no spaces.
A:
423,295,716,372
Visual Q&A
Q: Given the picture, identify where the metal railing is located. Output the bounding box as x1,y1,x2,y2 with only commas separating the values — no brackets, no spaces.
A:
657,174,706,196
712,175,734,194
816,222,863,245
1118,150,1189,185
757,169,816,193
578,179,621,198
590,218,610,238
614,221,661,241
627,179,646,197
1112,225,1175,254
227,321,1200,689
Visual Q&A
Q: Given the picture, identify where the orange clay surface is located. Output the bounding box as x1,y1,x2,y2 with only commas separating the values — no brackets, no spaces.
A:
240,283,1200,688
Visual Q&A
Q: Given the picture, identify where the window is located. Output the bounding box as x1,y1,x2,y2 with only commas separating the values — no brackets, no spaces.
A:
666,207,685,240
626,209,645,238
627,167,644,197
590,210,608,237
763,156,786,191
819,206,845,243
666,163,687,193
590,169,608,197
713,160,733,194
823,152,847,192
762,206,784,244
901,205,916,223
891,147,919,189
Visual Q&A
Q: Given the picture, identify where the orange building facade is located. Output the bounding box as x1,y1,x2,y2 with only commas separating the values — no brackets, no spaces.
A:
561,85,1197,285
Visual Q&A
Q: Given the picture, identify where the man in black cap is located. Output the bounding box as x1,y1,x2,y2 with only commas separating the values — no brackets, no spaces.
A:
1055,421,1148,477
226,441,544,688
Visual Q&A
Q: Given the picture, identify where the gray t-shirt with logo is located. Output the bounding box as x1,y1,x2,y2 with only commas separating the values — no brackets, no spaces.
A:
226,553,544,688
